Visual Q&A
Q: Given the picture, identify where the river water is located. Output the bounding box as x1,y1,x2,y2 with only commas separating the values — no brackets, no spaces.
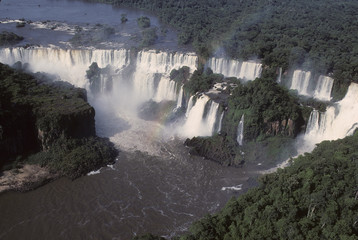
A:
0,1,264,239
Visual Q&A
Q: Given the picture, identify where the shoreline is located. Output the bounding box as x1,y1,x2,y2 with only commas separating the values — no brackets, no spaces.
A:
0,164,59,193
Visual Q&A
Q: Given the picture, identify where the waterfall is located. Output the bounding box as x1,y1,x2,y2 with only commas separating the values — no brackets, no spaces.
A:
313,75,334,101
132,50,197,102
238,61,262,81
180,95,220,137
206,57,262,81
277,67,282,83
290,70,312,96
176,85,184,109
206,101,220,134
0,47,198,103
0,47,130,88
154,77,177,102
135,50,197,75
305,109,320,135
289,71,334,101
185,96,195,117
302,83,358,152
236,114,244,146
217,111,224,133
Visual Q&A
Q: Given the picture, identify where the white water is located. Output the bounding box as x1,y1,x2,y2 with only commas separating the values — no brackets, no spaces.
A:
154,77,177,102
301,83,358,152
290,70,311,96
236,114,244,146
133,50,197,102
185,96,195,117
180,95,220,137
277,67,282,83
217,111,224,133
0,47,199,104
0,47,131,88
206,57,262,81
289,70,334,101
221,184,242,191
313,75,334,101
176,85,184,109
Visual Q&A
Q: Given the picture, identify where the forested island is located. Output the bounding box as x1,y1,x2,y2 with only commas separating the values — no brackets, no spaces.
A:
0,63,118,192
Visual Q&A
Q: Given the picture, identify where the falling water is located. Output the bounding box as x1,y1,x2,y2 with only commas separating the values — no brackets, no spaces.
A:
206,57,262,81
217,111,224,133
185,96,195,117
313,75,334,101
290,70,312,96
180,95,220,137
0,47,131,88
302,83,358,152
236,114,244,145
0,47,198,104
277,67,282,83
176,85,184,109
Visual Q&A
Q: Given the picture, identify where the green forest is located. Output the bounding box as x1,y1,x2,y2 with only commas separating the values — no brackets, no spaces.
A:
87,0,358,99
179,131,358,240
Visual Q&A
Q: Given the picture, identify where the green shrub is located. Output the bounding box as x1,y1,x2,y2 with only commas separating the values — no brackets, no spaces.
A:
137,16,151,29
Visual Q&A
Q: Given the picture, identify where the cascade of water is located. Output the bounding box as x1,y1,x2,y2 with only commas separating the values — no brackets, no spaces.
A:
206,101,220,134
206,58,240,78
132,50,197,102
238,61,262,81
181,95,210,137
236,114,244,145
185,96,194,117
313,75,334,101
290,70,311,96
98,74,112,93
206,57,262,81
154,77,177,102
180,95,220,137
0,47,130,88
176,85,184,109
302,83,358,152
305,109,320,135
217,111,224,133
277,67,282,83
0,47,198,103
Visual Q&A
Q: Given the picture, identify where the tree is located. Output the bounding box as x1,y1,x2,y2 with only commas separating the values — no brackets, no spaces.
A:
137,16,151,28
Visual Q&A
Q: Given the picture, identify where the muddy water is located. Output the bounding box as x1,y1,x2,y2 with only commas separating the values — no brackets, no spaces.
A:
0,143,260,240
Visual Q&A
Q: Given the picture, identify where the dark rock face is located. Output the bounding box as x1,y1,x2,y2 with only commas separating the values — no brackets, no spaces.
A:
0,106,39,162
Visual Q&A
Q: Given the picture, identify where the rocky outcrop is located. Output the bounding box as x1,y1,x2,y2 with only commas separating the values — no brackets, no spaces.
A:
0,63,118,186
36,106,96,150
265,118,295,137
185,134,244,167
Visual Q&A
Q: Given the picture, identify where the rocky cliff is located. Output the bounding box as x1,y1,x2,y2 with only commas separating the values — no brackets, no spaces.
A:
0,63,118,185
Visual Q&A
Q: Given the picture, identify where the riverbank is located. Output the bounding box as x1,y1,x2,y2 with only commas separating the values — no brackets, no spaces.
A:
0,164,58,193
